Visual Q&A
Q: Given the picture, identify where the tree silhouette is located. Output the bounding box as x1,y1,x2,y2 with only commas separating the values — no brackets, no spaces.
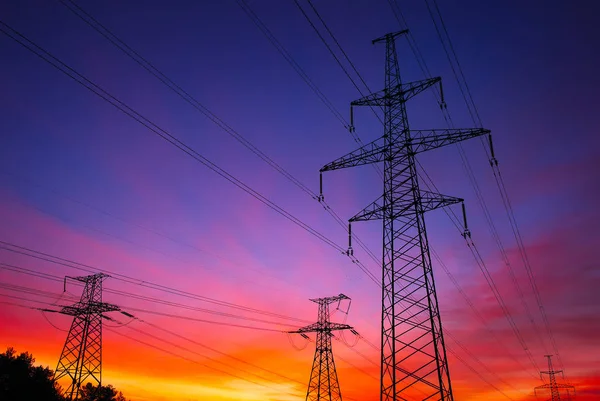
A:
1,347,130,401
78,383,128,401
0,347,63,401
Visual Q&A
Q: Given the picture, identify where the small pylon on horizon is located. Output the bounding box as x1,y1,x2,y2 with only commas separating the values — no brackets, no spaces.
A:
289,294,356,401
534,355,575,401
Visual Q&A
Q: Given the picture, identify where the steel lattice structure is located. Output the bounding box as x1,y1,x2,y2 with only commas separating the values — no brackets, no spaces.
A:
54,273,119,401
289,294,355,401
534,355,575,401
320,31,490,401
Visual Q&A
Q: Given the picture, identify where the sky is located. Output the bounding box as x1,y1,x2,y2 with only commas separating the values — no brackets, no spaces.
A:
0,0,599,400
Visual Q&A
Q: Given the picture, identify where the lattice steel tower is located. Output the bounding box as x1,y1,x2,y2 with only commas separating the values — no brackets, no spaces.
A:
534,355,575,401
289,294,355,401
54,273,119,400
319,31,490,401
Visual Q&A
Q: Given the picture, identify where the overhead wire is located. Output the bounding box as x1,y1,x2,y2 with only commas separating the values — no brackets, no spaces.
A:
58,0,316,201
421,0,562,370
0,285,287,333
0,18,347,260
235,0,348,128
106,328,304,397
234,0,383,283
0,246,309,324
388,0,546,375
4,8,381,286
0,262,309,327
136,318,305,386
1,294,371,401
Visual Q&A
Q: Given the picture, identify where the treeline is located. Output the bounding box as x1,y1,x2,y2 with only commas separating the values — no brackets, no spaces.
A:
0,347,129,401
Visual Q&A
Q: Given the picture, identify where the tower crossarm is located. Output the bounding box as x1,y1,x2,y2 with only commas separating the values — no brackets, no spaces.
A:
408,128,490,154
309,294,350,304
535,383,575,390
320,128,489,173
350,196,385,222
417,191,463,214
59,302,120,317
351,77,441,107
290,322,354,334
349,191,462,223
320,135,386,172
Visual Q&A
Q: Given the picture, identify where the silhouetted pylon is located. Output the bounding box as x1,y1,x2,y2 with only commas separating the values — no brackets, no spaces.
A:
319,30,490,401
289,294,356,401
534,355,575,401
53,273,119,401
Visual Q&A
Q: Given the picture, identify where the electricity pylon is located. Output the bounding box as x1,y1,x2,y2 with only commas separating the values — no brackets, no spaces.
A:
534,355,575,400
319,31,490,401
53,273,119,401
289,294,356,401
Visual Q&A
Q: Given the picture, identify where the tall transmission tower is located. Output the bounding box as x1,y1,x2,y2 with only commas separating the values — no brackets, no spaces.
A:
53,273,120,401
319,31,490,401
289,294,356,401
534,355,575,401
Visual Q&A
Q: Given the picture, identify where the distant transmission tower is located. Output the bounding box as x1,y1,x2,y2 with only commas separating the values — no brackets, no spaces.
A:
534,355,575,400
319,31,490,401
289,294,356,401
53,273,119,401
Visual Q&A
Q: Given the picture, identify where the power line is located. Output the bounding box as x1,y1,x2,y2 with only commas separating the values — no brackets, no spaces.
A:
387,0,546,376
106,327,304,397
235,0,348,128
0,274,304,330
0,19,346,255
59,0,317,201
1,293,367,401
1,15,380,287
137,318,305,385
0,261,309,327
0,243,309,323
421,0,563,370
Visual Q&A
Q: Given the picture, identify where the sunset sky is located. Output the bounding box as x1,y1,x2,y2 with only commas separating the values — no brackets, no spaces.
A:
0,1,599,400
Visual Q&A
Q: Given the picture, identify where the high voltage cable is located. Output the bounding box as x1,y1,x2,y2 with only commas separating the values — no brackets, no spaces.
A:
0,262,311,327
0,17,380,302
58,0,316,200
422,0,563,370
119,323,291,384
428,251,539,380
0,241,308,323
292,0,384,128
3,8,381,285
303,0,371,93
233,0,383,282
1,295,366,401
445,343,515,401
235,0,348,128
387,0,546,375
137,319,306,385
0,169,333,294
0,272,306,328
106,328,304,397
0,19,346,256
416,164,542,375
0,287,289,333
292,0,368,98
